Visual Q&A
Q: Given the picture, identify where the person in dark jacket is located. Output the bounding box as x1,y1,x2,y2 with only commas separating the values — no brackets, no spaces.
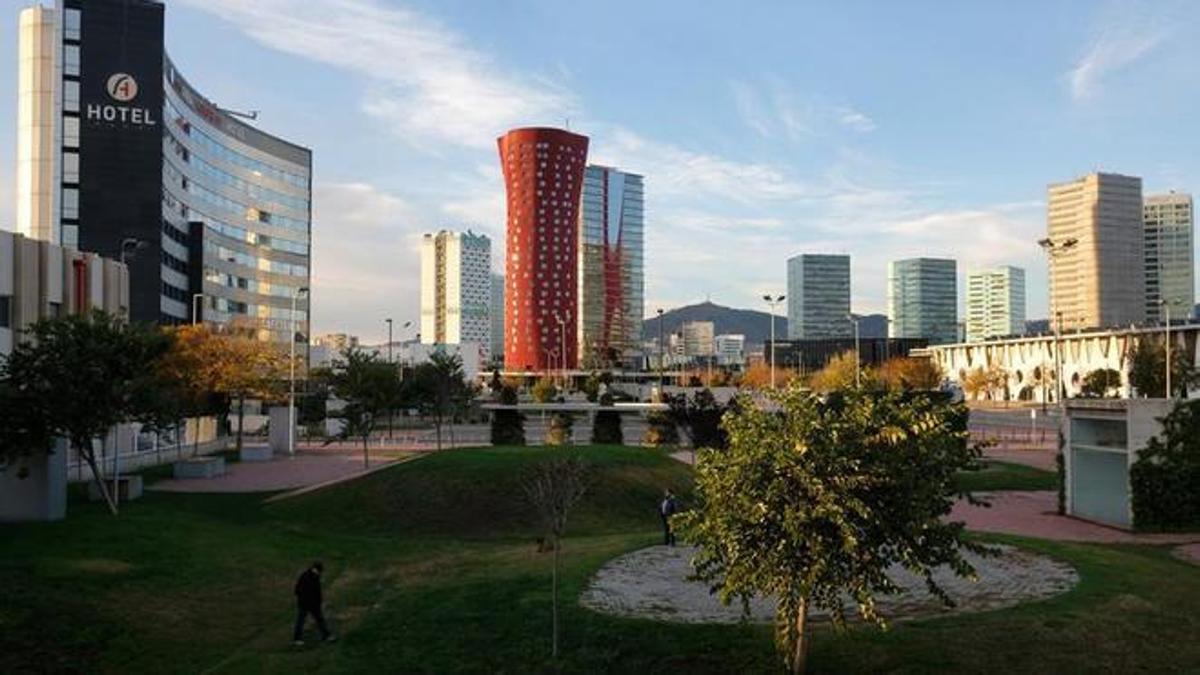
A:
293,561,336,646
660,489,678,546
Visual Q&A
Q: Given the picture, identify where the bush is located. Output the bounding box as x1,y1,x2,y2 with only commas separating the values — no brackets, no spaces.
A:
1131,399,1200,530
531,377,557,403
490,385,525,446
643,411,679,447
546,412,574,446
592,393,623,444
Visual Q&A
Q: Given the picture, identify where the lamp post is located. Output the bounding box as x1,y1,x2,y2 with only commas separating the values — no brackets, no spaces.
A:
847,313,861,389
1038,236,1077,404
288,286,309,458
1160,299,1173,398
656,308,665,390
1053,311,1065,404
762,294,785,388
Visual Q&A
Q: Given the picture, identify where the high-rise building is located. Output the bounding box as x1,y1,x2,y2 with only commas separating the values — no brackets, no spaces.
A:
681,321,715,358
420,230,492,355
965,266,1025,342
16,0,313,343
313,333,359,353
490,272,505,363
578,165,644,367
498,127,589,371
1047,173,1144,330
1144,192,1194,324
787,254,851,339
715,333,746,366
887,257,958,344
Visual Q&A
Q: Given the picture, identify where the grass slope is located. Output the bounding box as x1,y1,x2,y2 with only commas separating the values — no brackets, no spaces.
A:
1,445,1197,673
954,460,1058,492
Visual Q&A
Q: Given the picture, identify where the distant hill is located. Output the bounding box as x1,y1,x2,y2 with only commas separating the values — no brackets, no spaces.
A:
642,302,887,345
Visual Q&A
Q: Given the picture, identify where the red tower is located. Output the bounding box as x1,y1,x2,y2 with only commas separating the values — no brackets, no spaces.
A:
498,127,589,372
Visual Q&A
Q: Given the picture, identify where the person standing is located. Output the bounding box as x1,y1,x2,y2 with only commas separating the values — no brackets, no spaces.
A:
293,561,336,646
660,489,678,546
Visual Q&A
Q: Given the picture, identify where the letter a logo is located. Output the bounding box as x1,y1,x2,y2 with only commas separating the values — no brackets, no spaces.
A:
106,73,138,102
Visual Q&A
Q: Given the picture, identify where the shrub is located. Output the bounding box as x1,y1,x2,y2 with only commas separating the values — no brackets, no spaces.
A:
532,377,558,403
546,412,574,446
643,411,679,446
490,385,525,446
1131,399,1200,530
591,394,623,444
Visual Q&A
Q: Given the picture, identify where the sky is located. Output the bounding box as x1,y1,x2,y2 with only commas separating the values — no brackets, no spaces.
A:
1,0,1199,343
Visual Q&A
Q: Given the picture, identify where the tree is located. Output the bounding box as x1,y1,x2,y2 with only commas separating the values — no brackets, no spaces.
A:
521,456,589,660
876,357,942,391
0,312,173,514
643,410,679,446
1127,337,1196,398
1079,368,1121,398
591,393,623,444
158,325,237,455
0,376,57,479
962,365,1006,402
1130,399,1200,530
327,347,400,468
531,376,558,403
807,350,871,393
738,362,799,390
223,336,289,452
665,389,731,451
490,384,526,446
408,351,473,451
676,387,984,674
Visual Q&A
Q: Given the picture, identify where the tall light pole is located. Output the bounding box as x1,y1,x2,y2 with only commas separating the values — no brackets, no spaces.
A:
847,313,861,389
552,311,568,390
1038,235,1077,402
762,294,785,388
288,286,309,458
1054,311,1065,404
386,318,394,364
1160,299,1173,398
657,308,665,389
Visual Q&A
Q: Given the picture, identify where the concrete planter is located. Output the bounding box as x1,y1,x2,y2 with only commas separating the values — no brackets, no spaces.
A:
0,440,68,522
239,446,273,462
88,475,143,502
173,456,226,479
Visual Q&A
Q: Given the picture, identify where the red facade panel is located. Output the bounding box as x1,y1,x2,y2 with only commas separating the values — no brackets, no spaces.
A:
498,127,589,371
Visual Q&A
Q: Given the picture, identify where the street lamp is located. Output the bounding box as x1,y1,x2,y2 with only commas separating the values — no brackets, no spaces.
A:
847,313,861,389
288,286,309,458
1039,236,1076,408
656,308,665,389
762,294,785,388
1160,299,1173,398
553,311,569,390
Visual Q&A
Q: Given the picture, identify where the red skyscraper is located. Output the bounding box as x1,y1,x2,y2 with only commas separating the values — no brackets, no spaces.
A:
498,127,589,372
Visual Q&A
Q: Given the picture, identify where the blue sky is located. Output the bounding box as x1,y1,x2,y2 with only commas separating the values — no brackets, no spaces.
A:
2,0,1198,342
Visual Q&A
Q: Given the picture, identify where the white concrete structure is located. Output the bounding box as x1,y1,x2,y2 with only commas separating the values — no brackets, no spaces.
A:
965,266,1025,342
420,230,492,358
926,325,1200,403
1047,173,1145,330
363,340,487,381
16,5,59,244
1143,192,1193,325
715,333,746,367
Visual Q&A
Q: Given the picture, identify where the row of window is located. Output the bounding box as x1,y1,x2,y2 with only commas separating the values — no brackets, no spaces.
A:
163,180,309,256
204,267,305,299
205,242,308,278
166,133,309,212
165,156,308,232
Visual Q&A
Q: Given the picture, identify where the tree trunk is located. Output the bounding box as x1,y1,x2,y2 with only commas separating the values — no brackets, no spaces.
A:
435,417,443,452
192,416,201,457
236,394,245,452
449,415,456,449
362,435,370,470
79,444,118,516
789,600,808,675
552,534,560,659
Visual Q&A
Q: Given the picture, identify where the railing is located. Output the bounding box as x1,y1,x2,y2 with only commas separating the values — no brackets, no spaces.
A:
67,432,232,483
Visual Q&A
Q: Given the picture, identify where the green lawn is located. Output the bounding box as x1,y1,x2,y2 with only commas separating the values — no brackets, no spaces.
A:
954,460,1058,492
2,445,1197,673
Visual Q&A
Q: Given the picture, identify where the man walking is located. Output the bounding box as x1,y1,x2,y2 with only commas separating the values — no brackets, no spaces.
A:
660,489,678,546
293,561,336,646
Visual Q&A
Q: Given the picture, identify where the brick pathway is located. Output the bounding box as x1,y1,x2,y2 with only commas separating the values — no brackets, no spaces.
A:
951,491,1200,544
148,446,410,494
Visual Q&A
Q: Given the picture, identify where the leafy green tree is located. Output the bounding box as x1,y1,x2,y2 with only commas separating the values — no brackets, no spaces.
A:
665,389,731,450
677,387,985,674
0,376,57,479
1131,399,1200,530
1127,338,1195,398
408,351,474,451
327,347,401,468
1079,368,1121,398
490,384,526,446
0,312,173,514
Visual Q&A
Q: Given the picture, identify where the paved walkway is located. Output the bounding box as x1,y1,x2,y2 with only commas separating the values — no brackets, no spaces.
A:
149,446,410,494
951,491,1200,544
1173,543,1200,565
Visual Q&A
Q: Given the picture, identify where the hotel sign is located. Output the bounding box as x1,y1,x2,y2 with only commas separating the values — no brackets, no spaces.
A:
85,72,157,127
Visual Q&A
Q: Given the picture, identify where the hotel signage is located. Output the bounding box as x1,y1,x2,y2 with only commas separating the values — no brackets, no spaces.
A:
85,72,157,127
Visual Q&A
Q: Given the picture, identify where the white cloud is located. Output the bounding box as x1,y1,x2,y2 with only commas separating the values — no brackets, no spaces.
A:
836,107,876,132
1069,9,1168,101
180,0,576,149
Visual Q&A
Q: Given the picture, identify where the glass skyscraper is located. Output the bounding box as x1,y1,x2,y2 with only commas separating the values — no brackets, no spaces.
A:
787,254,851,339
888,257,958,344
1144,192,1194,324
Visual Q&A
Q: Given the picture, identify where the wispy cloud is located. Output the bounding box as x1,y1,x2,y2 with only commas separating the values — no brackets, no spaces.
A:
1068,7,1169,101
836,107,877,132
180,0,576,149
729,79,875,138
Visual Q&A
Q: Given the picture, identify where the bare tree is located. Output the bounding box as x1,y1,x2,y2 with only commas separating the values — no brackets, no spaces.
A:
521,456,589,659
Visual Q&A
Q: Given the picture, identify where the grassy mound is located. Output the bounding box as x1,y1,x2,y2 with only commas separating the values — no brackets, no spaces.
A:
268,445,694,539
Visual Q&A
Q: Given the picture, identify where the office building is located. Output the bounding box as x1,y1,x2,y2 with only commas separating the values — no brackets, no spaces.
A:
887,257,957,344
965,266,1025,342
715,333,745,367
767,337,928,373
419,230,492,356
787,254,851,339
1047,173,1144,330
313,333,359,352
490,272,505,363
681,321,715,358
497,127,589,371
15,0,312,343
1144,193,1194,324
578,165,644,367
1,229,128,356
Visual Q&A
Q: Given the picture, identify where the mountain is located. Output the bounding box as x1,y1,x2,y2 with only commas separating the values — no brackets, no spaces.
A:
642,302,888,345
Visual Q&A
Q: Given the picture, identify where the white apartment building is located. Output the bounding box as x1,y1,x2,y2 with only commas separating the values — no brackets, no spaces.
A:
490,272,505,364
1143,192,1194,324
965,266,1025,342
715,333,746,366
420,230,492,358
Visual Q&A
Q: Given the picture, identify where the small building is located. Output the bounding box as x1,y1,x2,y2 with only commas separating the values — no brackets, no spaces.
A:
1064,398,1173,529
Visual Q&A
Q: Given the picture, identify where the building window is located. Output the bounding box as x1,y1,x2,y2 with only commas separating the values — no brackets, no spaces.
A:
61,187,79,219
63,80,80,112
63,9,81,40
62,151,79,183
63,117,80,148
63,45,80,76
62,224,79,248
0,295,11,328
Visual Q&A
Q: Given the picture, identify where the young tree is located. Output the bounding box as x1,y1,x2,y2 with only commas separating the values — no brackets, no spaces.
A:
408,351,473,451
327,347,400,468
521,456,589,660
677,387,984,674
159,325,237,455
962,365,1007,402
1080,368,1121,398
1,312,173,514
807,350,871,393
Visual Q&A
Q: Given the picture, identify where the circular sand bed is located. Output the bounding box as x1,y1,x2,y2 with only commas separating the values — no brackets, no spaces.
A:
581,544,1077,624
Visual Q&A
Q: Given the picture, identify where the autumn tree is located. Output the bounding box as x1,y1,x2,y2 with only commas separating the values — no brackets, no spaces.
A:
807,350,870,393
962,365,1007,402
876,357,942,391
677,387,984,674
738,362,799,390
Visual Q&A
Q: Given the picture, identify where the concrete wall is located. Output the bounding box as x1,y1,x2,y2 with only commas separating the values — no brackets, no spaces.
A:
0,439,67,522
